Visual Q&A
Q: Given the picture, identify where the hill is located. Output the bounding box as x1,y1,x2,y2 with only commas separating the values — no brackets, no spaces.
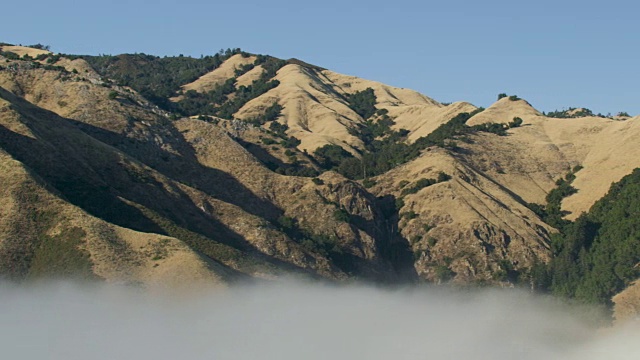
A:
0,44,638,316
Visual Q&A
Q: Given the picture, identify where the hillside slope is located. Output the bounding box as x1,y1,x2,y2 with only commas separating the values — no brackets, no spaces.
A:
467,97,640,218
369,146,553,282
181,54,257,94
0,101,227,287
232,64,469,153
0,45,638,300
0,48,405,283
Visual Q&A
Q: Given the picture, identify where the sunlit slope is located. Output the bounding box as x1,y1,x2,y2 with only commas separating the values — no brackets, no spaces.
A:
181,54,257,94
467,97,640,219
0,50,399,282
232,63,475,153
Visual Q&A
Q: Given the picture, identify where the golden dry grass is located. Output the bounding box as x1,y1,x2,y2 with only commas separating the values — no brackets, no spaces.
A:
181,54,256,94
0,45,51,57
467,98,640,218
613,280,640,324
2,51,639,290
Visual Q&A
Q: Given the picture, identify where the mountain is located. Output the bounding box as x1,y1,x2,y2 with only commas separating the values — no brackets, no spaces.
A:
0,45,402,285
0,44,638,316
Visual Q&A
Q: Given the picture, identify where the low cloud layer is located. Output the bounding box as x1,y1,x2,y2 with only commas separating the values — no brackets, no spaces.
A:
0,282,638,360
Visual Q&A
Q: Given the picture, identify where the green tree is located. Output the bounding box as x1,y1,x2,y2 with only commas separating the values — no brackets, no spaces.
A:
346,88,377,119
543,168,640,304
509,117,523,128
314,144,354,169
333,209,351,223
437,172,452,182
435,265,455,282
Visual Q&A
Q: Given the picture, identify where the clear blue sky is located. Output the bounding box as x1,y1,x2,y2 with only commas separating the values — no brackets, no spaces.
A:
3,0,638,115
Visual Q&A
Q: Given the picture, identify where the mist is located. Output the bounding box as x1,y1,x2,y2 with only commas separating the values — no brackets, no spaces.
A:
0,281,638,360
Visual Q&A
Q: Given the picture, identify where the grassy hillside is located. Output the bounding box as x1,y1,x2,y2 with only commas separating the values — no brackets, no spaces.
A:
0,54,404,284
1,44,639,315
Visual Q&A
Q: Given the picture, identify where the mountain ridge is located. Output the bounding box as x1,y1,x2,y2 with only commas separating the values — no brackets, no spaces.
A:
0,43,638,318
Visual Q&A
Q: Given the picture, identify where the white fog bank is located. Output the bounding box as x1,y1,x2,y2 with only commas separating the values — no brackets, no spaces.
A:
0,282,638,360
